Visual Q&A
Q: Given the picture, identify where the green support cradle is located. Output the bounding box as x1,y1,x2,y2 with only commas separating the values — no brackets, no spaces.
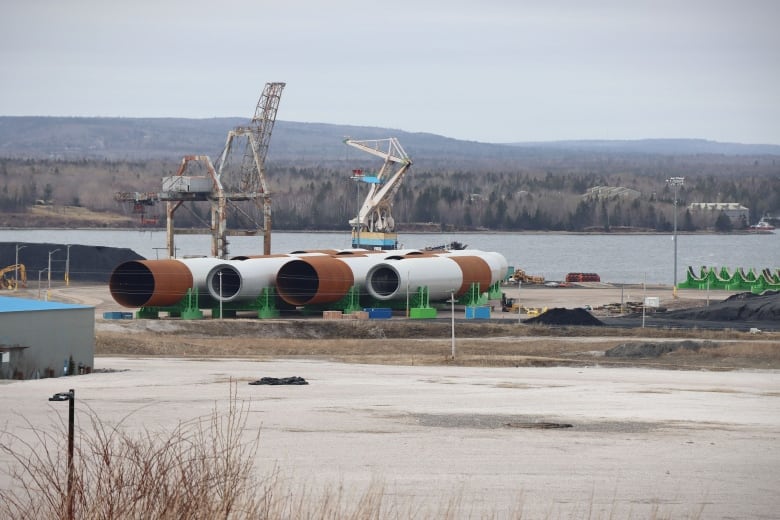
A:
409,285,437,319
136,288,203,320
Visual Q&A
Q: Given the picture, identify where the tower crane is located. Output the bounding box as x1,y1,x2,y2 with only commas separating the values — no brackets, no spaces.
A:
114,82,285,259
345,138,412,250
215,82,285,256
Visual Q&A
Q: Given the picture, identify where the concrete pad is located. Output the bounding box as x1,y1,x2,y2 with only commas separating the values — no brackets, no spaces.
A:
2,358,778,518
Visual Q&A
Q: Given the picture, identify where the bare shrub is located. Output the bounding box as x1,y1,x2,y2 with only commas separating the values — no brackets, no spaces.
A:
0,384,469,519
0,383,264,519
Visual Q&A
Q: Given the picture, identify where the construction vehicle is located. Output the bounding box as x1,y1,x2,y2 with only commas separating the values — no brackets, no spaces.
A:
1,264,27,289
500,293,521,313
345,138,412,249
525,306,547,317
510,268,545,285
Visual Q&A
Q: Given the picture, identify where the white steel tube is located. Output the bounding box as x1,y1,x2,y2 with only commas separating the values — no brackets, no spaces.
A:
366,256,464,301
206,257,291,303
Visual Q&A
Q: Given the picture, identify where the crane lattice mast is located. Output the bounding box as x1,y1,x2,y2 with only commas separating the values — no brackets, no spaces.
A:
215,82,286,255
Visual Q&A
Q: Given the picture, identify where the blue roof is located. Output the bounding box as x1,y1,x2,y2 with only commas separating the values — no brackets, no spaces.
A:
0,296,92,313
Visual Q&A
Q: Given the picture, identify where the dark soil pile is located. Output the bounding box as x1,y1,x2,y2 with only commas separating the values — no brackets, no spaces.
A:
664,291,780,322
605,340,717,358
1,242,144,282
524,307,603,326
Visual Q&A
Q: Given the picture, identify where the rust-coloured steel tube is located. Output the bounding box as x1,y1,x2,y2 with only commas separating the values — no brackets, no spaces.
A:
109,259,193,308
445,255,493,295
440,250,508,284
275,255,355,306
109,257,227,308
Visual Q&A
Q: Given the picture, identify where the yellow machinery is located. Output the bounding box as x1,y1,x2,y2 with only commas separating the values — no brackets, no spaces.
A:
511,268,545,284
0,264,27,289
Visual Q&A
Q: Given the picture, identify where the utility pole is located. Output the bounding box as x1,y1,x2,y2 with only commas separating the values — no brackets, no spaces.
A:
15,244,26,290
666,177,684,298
48,249,60,293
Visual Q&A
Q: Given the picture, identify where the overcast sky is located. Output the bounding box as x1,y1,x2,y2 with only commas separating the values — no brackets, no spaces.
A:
2,1,778,144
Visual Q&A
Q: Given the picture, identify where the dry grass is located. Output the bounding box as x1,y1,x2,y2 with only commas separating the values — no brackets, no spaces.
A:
96,320,780,370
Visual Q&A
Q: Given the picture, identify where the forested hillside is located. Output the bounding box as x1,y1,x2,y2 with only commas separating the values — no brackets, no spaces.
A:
0,117,778,231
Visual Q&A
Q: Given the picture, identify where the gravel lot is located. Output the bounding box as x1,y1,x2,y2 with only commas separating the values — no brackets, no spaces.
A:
3,283,779,518
2,358,778,518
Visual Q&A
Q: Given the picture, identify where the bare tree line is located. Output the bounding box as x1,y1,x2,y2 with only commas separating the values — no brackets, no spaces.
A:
1,157,778,231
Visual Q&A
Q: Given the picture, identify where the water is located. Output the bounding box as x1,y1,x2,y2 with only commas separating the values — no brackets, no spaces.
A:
1,228,777,285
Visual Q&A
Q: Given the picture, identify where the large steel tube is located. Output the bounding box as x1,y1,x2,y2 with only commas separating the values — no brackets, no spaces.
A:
109,257,229,308
109,259,193,308
206,257,291,303
444,255,493,295
365,256,465,301
275,255,355,306
180,257,232,291
439,250,509,284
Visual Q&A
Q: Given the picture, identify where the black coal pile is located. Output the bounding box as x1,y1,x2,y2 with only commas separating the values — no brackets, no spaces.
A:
605,340,716,358
1,242,144,282
524,307,603,326
664,291,780,322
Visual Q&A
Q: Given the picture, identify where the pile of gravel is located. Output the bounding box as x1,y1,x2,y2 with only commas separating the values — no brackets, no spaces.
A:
1,242,144,282
664,291,780,322
605,340,716,358
524,307,603,326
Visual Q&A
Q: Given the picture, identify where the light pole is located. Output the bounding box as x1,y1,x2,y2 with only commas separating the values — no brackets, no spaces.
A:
448,290,456,359
65,245,72,286
666,177,684,297
49,389,75,520
14,244,26,290
38,269,48,300
218,270,223,319
48,248,60,292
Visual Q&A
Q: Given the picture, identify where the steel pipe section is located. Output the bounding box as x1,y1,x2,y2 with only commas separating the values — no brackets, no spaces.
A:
365,256,464,301
275,255,356,306
274,251,419,306
439,250,509,285
109,257,228,308
206,257,291,303
365,251,509,302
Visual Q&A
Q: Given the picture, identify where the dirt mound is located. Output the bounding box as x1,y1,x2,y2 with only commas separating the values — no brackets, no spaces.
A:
665,291,780,322
524,307,603,326
605,340,716,358
1,242,143,282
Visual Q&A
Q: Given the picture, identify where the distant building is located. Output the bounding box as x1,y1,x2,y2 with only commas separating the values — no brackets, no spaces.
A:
583,186,641,200
687,202,749,227
0,296,94,379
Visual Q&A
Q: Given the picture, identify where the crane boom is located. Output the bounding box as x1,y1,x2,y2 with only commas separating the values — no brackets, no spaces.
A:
215,82,286,255
345,138,412,249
